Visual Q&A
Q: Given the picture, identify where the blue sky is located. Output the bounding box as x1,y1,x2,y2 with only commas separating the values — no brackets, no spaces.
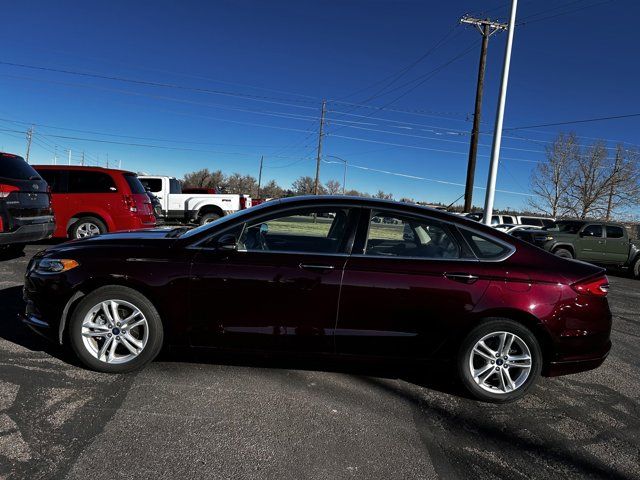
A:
0,0,638,210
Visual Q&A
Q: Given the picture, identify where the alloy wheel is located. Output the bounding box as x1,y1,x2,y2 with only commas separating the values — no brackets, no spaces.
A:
81,299,149,364
468,331,532,394
76,222,101,238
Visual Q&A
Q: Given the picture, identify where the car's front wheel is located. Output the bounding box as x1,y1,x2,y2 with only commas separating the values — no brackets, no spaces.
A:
632,257,640,279
458,319,542,403
68,286,164,373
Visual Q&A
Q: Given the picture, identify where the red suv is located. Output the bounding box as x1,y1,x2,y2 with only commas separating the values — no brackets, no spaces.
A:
34,166,156,239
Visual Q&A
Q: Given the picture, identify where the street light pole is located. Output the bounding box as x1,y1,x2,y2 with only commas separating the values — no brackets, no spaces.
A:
482,0,519,225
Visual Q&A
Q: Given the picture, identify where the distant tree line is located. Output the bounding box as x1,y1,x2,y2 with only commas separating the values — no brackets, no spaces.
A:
181,169,395,200
529,133,640,220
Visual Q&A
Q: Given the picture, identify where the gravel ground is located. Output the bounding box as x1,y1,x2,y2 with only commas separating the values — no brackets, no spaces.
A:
0,242,638,480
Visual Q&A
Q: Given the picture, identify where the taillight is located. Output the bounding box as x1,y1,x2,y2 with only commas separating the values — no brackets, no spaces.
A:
0,184,19,198
571,276,609,297
122,195,137,212
240,196,252,209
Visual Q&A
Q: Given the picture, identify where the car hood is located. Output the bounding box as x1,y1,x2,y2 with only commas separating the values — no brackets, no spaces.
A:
45,228,180,254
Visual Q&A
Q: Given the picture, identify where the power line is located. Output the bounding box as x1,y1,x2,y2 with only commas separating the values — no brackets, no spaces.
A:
518,0,614,25
507,112,640,130
0,60,320,108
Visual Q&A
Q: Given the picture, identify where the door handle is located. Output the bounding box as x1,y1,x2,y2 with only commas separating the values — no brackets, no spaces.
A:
445,272,479,284
299,263,335,272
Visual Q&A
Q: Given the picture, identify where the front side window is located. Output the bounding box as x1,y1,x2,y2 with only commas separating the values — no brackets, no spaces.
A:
68,171,117,193
239,207,350,254
582,224,603,237
605,226,624,239
365,212,460,259
502,216,515,224
460,228,512,260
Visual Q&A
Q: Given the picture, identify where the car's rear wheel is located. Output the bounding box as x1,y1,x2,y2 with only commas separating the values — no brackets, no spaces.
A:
199,212,221,225
68,286,163,373
458,319,542,403
553,247,574,259
70,216,107,239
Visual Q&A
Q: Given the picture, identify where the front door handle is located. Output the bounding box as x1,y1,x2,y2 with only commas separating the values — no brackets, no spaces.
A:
299,263,335,272
445,272,479,284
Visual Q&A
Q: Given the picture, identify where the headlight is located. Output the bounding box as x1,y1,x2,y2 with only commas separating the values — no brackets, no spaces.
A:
36,258,80,274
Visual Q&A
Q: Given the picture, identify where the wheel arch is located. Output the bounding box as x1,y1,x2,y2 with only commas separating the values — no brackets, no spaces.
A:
66,212,113,236
196,204,225,219
58,277,167,345
551,243,575,257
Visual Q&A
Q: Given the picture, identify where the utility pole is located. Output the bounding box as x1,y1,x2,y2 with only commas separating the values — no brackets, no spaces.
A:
68,149,72,165
313,100,327,195
342,160,347,195
460,15,507,213
25,127,33,163
54,146,58,165
81,151,85,166
483,0,519,225
257,155,264,198
106,153,109,168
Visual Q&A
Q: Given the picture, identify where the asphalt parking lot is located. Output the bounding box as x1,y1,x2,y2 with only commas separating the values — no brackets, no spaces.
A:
1,243,638,480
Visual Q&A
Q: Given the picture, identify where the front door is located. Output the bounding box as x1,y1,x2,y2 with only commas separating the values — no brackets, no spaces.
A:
336,209,491,358
189,205,358,353
576,224,605,261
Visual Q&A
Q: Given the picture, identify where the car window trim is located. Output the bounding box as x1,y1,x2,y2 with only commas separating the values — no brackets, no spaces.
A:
455,225,516,263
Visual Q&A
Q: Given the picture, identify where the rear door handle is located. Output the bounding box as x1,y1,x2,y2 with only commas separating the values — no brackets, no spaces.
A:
445,273,479,284
299,263,335,272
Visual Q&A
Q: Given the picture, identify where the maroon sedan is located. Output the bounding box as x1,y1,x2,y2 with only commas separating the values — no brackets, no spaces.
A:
22,196,611,402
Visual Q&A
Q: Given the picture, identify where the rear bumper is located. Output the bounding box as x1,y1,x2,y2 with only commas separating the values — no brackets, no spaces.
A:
0,221,55,245
543,339,611,376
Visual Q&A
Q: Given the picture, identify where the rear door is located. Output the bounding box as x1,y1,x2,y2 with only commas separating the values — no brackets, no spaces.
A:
67,170,119,222
336,209,491,358
604,225,629,264
576,223,605,261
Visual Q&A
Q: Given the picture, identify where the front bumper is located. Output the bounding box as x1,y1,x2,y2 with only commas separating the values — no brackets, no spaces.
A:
0,221,55,245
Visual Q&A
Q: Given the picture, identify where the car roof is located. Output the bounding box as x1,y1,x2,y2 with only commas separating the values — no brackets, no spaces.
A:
32,165,136,176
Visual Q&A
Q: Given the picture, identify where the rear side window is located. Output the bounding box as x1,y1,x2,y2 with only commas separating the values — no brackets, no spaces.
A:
169,178,181,194
0,153,40,180
460,229,512,260
68,171,117,193
542,219,556,228
140,178,162,193
502,216,515,224
37,169,66,193
606,226,625,239
123,174,146,194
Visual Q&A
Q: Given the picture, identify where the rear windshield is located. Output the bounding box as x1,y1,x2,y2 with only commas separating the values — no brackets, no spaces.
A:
124,173,147,194
0,153,41,180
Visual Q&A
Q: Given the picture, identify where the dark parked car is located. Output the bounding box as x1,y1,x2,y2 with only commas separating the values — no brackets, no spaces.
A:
0,152,55,254
22,196,612,403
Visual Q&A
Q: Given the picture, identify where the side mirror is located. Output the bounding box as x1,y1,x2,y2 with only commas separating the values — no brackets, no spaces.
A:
217,233,238,251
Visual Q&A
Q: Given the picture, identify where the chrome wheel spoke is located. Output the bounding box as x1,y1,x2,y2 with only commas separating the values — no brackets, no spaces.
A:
468,330,533,395
81,298,149,365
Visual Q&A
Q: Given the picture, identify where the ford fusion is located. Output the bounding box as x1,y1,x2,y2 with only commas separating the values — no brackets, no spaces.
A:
22,196,612,402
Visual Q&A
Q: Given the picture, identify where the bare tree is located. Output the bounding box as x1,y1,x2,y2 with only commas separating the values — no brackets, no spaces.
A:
292,176,324,195
324,179,342,195
225,173,257,195
183,169,225,190
259,179,284,198
603,145,640,220
528,133,578,217
374,190,393,200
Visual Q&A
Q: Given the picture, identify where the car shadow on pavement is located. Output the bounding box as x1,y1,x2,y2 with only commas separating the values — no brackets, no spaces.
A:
159,346,472,400
0,285,77,364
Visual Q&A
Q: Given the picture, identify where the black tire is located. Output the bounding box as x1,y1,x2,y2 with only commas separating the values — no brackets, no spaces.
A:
70,216,107,239
457,318,542,403
68,286,164,373
199,212,221,225
553,247,574,259
632,257,640,280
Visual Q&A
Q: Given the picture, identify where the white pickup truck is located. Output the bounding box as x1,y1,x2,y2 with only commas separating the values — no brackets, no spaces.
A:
138,175,251,225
